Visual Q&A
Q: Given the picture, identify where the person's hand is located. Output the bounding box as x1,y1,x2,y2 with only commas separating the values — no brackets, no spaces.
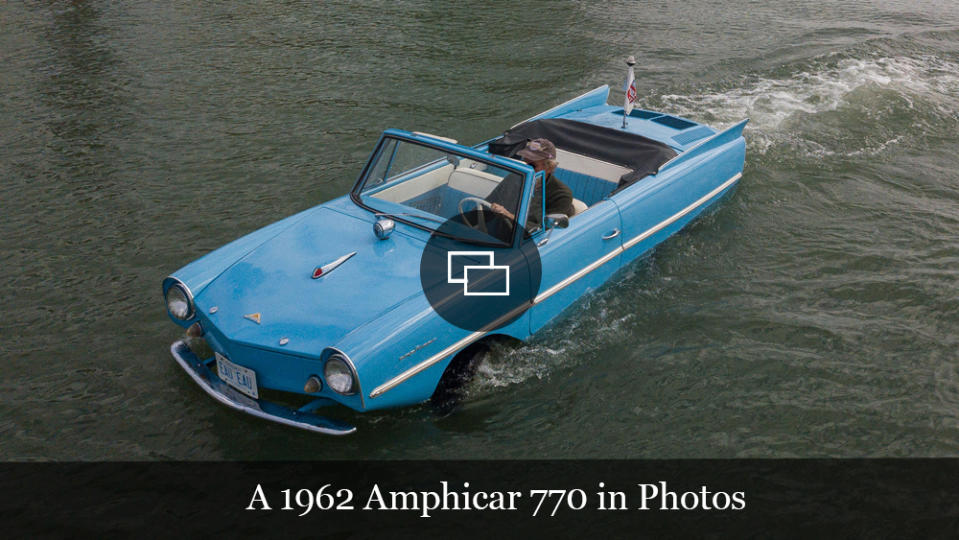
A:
489,203,514,221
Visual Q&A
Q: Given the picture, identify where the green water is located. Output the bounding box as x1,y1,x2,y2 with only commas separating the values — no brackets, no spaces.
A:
2,0,959,459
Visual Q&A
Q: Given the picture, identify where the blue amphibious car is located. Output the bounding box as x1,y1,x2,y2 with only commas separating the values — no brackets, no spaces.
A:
163,85,747,434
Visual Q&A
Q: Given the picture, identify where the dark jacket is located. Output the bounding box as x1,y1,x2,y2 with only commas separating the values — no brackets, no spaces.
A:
486,172,575,231
532,173,575,225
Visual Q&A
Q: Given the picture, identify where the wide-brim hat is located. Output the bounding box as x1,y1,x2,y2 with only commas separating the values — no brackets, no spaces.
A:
516,138,556,161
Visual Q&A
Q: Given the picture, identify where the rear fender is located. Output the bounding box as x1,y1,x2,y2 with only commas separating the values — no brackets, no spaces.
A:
658,119,748,173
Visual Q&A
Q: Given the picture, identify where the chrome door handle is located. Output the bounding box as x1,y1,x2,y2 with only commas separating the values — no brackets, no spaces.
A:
602,228,621,240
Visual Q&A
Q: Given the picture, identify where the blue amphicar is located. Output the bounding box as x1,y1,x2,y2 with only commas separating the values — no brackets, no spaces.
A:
162,60,747,434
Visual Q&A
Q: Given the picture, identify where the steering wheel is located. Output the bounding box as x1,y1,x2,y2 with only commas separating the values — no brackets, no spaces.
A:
458,197,493,231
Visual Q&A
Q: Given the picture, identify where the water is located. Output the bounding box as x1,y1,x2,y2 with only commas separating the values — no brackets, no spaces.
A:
2,0,958,459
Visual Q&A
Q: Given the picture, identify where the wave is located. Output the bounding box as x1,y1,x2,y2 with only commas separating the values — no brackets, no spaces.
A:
471,281,647,391
653,52,959,157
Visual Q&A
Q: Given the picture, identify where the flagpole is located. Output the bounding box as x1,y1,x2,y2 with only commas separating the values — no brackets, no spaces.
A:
623,55,636,129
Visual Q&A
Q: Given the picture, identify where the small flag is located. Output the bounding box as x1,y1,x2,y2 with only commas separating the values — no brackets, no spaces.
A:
623,57,637,116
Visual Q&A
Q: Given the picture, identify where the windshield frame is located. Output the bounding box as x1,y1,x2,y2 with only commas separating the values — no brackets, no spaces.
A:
350,130,535,248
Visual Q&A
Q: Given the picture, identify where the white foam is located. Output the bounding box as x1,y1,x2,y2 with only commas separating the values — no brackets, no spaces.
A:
658,55,959,155
473,345,564,389
471,295,639,390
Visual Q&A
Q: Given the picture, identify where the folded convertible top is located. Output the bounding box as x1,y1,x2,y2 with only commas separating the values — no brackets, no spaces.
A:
488,118,678,187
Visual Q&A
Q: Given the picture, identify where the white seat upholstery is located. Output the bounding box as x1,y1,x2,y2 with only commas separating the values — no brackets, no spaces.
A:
451,163,587,216
555,148,632,183
448,166,503,198
571,198,588,216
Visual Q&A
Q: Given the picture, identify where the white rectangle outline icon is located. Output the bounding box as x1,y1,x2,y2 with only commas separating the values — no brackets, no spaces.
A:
447,251,494,284
463,265,510,296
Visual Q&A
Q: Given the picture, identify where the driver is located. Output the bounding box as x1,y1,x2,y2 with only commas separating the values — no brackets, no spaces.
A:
488,138,574,229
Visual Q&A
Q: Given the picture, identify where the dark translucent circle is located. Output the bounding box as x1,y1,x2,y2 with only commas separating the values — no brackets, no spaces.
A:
419,210,542,333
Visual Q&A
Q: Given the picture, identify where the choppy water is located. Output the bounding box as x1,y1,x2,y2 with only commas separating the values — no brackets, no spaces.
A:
2,0,958,459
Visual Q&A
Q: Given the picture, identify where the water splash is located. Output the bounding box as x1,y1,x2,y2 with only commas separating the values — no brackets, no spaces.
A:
470,288,644,391
656,55,959,156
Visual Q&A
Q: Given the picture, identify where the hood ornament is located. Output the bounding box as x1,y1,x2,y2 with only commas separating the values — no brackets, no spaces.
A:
244,312,261,324
312,251,357,279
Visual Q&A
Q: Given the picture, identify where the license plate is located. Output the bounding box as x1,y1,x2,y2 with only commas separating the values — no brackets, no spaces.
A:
215,352,259,399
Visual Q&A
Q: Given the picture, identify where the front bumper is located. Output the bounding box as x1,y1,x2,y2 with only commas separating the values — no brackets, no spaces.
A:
170,340,356,435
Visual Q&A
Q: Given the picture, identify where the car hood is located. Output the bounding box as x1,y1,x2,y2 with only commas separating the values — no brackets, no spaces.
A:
195,206,427,356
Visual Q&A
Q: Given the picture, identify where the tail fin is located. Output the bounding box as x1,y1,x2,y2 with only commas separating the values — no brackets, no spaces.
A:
659,119,748,173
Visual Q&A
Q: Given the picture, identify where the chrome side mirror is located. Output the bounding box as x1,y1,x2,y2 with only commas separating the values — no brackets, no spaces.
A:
537,214,570,247
544,213,569,230
373,218,395,240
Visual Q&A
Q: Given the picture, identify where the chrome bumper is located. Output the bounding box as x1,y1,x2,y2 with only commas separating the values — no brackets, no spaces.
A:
169,340,356,435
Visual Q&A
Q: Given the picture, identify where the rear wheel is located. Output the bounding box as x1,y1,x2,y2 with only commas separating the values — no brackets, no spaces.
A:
430,342,490,414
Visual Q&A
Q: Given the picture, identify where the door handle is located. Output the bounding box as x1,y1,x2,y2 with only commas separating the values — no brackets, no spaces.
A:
602,228,621,240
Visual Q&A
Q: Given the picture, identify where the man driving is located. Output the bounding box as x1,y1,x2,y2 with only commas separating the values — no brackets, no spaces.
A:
488,138,574,229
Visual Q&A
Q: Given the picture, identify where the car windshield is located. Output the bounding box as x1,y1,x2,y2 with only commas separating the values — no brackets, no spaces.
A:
354,137,526,246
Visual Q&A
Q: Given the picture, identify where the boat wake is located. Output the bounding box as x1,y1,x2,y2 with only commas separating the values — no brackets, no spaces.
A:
653,52,959,158
471,289,643,392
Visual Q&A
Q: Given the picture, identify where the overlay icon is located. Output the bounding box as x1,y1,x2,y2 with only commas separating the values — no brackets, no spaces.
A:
447,251,510,297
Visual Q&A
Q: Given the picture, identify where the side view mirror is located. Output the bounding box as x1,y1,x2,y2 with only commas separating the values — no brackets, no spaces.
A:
536,214,569,247
544,214,569,230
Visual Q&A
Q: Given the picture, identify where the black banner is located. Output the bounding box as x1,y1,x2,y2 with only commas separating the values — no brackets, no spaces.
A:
3,460,959,537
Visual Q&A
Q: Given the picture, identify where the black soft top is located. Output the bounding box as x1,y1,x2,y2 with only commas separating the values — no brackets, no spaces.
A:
488,118,678,186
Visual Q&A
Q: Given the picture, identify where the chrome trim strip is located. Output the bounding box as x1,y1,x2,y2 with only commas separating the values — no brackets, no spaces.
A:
369,297,534,398
533,246,622,304
370,331,486,399
170,340,356,435
622,173,741,251
369,172,742,399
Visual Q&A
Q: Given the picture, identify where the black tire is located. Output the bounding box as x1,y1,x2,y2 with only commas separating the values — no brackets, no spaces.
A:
429,342,490,414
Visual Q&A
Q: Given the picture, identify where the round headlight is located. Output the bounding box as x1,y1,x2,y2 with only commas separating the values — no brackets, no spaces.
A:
166,283,194,321
324,354,356,395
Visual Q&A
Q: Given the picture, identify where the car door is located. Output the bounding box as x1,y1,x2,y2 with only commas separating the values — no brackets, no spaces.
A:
528,196,623,333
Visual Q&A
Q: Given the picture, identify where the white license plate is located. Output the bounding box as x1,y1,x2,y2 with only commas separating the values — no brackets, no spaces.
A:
215,352,259,399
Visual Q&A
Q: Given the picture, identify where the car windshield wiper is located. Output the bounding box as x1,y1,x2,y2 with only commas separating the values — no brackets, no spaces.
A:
374,212,445,225
374,212,507,248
